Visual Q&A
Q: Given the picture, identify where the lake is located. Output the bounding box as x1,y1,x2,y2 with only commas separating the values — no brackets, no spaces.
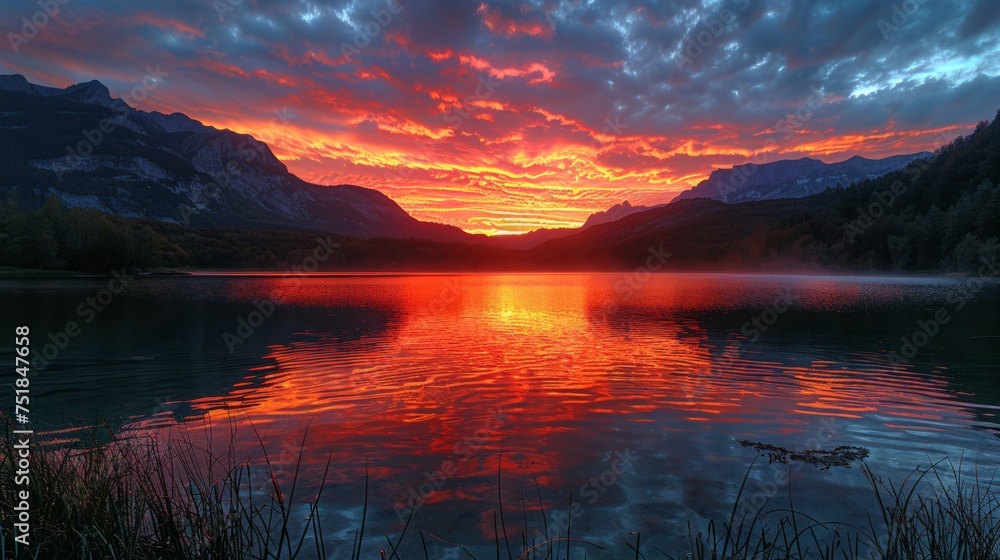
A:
4,272,999,558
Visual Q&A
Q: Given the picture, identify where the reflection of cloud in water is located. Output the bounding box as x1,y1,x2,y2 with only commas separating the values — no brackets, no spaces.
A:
7,273,997,558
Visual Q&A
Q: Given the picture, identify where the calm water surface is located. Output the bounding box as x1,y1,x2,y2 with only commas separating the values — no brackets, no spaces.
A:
4,273,999,558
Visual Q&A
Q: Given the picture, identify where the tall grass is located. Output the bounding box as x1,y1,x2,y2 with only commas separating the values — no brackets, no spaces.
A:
1,417,998,560
0,418,331,559
860,456,1000,559
665,456,1000,560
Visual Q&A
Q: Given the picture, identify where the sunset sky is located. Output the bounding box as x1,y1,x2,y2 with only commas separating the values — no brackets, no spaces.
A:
2,0,999,234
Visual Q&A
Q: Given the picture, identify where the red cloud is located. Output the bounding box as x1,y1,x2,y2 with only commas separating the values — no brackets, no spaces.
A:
16,2,980,236
427,49,453,62
476,3,554,39
130,12,205,39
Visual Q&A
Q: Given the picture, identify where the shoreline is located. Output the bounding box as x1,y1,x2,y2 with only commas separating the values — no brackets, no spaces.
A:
1,266,995,281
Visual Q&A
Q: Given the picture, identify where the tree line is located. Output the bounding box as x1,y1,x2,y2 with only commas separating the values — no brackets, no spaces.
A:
0,197,519,272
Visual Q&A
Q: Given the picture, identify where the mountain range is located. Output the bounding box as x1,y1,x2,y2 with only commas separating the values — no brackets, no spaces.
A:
487,200,663,249
0,74,475,243
525,116,999,273
674,153,931,203
0,74,935,251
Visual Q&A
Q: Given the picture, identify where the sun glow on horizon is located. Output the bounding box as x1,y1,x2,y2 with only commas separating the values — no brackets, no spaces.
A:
199,111,973,236
9,0,996,235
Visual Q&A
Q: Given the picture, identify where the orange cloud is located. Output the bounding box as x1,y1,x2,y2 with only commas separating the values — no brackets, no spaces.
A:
789,125,966,156
458,55,555,84
347,114,455,141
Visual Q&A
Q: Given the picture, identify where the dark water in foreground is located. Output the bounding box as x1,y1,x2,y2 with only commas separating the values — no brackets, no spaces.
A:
3,273,999,558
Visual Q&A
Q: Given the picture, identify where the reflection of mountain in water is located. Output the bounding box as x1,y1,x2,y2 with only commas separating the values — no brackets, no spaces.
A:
2,277,405,430
582,274,1000,439
5,274,998,557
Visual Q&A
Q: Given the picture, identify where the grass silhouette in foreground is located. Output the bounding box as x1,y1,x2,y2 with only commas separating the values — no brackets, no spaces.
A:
1,418,998,559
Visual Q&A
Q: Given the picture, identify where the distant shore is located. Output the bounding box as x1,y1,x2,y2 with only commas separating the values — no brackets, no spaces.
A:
0,266,193,279
2,265,997,280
